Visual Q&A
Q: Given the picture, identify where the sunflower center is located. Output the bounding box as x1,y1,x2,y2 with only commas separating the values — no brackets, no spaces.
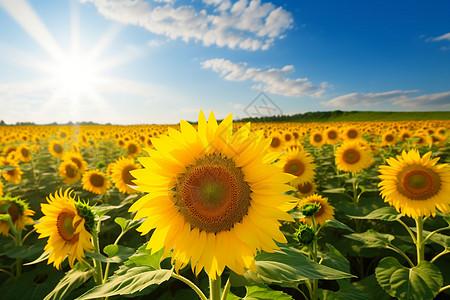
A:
397,166,441,200
327,131,337,140
71,157,83,169
385,134,394,142
21,148,30,158
343,149,361,164
176,155,251,233
347,129,357,139
313,134,322,143
90,173,105,187
128,143,138,154
65,164,78,178
122,166,137,185
284,159,305,176
271,137,281,148
57,212,76,241
53,144,63,154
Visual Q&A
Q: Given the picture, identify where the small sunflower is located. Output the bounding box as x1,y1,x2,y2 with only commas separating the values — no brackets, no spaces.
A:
380,131,397,146
0,196,34,236
63,151,87,173
279,148,316,185
126,141,141,157
297,194,335,226
49,140,65,158
325,127,340,144
16,145,32,163
335,142,373,173
59,161,81,184
378,149,450,218
129,111,296,279
269,133,284,152
1,161,23,184
82,170,111,195
293,180,317,198
310,132,325,147
110,157,141,194
35,189,94,269
342,126,362,141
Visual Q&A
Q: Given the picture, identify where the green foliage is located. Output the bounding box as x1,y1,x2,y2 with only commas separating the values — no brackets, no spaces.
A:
375,257,443,300
227,284,294,300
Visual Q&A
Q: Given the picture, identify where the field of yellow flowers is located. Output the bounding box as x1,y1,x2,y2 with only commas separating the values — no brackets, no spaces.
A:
0,112,449,300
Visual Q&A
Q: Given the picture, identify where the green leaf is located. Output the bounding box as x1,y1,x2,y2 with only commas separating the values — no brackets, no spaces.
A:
24,251,50,266
345,229,394,248
320,244,350,274
93,204,127,217
227,284,293,300
114,216,143,233
125,246,165,270
230,247,353,287
323,219,355,232
319,280,370,300
76,266,172,299
322,188,347,194
348,206,401,221
104,244,119,257
86,245,135,263
44,263,95,300
375,257,443,300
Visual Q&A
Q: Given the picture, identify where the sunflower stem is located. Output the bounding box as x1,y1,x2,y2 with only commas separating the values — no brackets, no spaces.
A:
171,273,208,300
103,231,126,283
431,249,450,264
311,216,318,300
415,217,425,266
0,268,16,280
92,219,103,285
209,275,221,300
14,229,23,278
220,278,231,300
386,245,415,268
423,226,450,245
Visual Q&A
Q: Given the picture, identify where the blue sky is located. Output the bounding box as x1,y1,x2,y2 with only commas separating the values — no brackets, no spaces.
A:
0,0,449,124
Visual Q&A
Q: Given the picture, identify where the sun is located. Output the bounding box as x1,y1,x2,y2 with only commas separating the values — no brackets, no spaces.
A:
52,54,98,95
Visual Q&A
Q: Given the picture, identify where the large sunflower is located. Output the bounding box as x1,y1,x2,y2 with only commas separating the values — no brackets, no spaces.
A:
111,157,141,194
0,196,34,236
129,111,296,279
335,141,373,173
297,194,335,226
82,170,111,195
278,148,316,185
378,149,450,219
35,189,94,269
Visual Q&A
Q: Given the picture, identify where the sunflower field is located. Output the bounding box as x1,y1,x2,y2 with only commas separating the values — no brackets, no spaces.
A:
0,111,449,300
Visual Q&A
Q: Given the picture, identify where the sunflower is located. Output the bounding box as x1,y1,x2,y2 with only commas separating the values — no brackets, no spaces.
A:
293,180,317,198
0,196,34,236
380,131,397,146
1,160,23,184
0,180,3,197
342,126,362,141
111,157,141,194
378,149,450,219
297,194,335,226
325,127,340,144
129,111,296,279
335,141,373,173
59,161,81,184
268,133,284,152
49,140,65,158
63,151,87,173
35,189,94,269
279,148,316,185
310,132,325,147
126,141,141,157
82,170,111,195
16,145,32,163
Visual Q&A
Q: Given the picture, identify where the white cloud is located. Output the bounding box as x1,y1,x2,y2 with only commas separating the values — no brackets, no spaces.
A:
201,58,326,97
78,0,293,50
322,90,450,108
433,32,450,41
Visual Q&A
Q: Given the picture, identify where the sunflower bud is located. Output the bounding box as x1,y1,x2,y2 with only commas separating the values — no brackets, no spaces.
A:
295,223,315,245
299,202,321,217
75,201,96,233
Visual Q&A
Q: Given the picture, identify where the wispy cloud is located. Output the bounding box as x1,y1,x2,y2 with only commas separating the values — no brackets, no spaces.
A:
322,90,450,108
78,0,293,51
201,58,326,97
432,32,450,41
